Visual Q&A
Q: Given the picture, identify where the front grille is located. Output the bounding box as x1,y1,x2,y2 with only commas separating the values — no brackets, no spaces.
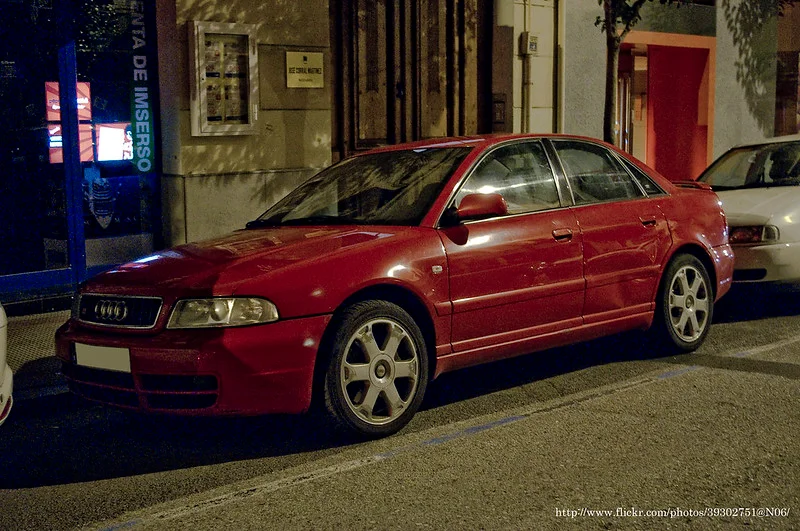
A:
147,394,217,409
69,381,139,408
63,363,135,389
139,374,218,392
78,294,163,328
733,268,767,281
62,362,218,411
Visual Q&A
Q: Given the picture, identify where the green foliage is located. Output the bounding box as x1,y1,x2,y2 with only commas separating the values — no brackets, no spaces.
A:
595,0,684,143
595,0,682,42
598,0,797,43
779,0,800,14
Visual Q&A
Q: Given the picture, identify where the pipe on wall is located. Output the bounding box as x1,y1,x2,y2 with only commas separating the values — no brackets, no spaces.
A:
522,0,532,133
492,0,515,133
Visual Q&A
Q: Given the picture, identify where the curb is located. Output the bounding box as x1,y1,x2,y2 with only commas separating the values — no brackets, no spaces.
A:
15,382,70,402
13,356,69,402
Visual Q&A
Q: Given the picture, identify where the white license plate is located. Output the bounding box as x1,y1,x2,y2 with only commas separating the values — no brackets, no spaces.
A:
74,343,131,373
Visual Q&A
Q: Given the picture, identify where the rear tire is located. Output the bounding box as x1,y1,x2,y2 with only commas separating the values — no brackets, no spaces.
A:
653,254,714,352
323,301,429,438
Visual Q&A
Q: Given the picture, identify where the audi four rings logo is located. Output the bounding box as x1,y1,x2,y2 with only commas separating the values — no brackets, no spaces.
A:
95,300,129,321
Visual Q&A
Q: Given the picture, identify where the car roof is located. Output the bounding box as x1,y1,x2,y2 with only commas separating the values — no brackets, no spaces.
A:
358,133,611,154
732,134,800,148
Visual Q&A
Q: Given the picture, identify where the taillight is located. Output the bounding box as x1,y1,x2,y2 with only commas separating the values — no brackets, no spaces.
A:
728,225,779,244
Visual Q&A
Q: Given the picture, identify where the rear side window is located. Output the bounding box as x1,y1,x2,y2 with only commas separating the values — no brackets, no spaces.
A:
552,140,645,205
455,141,560,215
619,157,666,196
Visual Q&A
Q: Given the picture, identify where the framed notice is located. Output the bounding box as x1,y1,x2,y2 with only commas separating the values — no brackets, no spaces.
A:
189,20,258,136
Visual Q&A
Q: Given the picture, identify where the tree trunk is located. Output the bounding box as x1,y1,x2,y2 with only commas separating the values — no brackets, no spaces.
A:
604,34,620,145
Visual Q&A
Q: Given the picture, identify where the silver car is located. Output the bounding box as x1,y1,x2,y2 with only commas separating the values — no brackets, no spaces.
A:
698,135,800,283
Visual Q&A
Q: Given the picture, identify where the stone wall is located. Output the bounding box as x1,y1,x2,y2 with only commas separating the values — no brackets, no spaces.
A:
157,0,331,245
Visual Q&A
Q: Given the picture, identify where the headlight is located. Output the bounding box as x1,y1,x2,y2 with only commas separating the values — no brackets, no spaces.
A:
71,283,88,319
167,297,279,329
728,225,779,244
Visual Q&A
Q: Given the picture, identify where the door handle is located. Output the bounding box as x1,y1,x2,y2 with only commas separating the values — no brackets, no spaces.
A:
552,228,573,242
640,216,657,227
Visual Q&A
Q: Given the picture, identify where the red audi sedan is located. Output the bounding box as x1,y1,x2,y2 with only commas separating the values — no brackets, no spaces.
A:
56,134,734,437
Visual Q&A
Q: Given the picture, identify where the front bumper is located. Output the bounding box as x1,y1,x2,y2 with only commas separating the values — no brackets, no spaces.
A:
55,314,331,416
0,363,12,427
731,241,800,283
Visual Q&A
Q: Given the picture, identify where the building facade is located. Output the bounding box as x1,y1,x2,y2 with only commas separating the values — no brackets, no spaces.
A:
1,0,798,311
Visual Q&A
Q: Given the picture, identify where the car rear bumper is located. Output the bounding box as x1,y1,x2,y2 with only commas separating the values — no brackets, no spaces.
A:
711,243,735,299
731,241,800,283
55,314,331,416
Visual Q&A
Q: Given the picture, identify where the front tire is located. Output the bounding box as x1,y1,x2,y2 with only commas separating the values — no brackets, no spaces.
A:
653,254,714,352
323,301,429,438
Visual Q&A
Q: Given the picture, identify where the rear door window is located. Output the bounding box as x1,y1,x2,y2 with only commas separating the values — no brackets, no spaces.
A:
551,140,645,205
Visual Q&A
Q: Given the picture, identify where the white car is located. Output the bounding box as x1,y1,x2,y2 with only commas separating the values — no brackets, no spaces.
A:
0,302,11,426
698,135,800,283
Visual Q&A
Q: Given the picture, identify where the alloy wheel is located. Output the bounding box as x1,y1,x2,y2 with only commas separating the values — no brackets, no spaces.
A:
339,318,420,427
667,265,710,343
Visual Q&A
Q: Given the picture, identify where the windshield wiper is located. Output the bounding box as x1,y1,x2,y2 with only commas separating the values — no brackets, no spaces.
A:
280,215,364,225
246,215,366,228
707,182,765,191
766,178,800,187
245,218,280,229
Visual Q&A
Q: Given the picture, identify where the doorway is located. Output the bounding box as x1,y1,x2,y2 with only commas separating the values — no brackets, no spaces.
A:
330,0,491,160
618,31,715,181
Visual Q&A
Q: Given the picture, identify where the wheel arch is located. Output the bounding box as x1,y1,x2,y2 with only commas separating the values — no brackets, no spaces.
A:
310,283,438,411
662,243,718,299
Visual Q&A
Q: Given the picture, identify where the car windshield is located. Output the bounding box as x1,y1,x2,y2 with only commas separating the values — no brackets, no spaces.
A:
247,147,471,227
698,141,800,190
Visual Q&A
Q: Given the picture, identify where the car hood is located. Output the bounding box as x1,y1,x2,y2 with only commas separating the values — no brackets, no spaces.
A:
715,187,800,226
86,226,402,294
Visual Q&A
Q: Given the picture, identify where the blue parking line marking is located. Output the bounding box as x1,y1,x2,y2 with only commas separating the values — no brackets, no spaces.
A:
94,354,745,529
101,519,142,531
422,415,527,446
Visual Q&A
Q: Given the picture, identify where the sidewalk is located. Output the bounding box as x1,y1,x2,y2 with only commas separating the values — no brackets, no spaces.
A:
7,310,70,401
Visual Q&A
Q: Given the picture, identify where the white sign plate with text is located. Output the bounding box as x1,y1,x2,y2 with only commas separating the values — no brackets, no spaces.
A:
286,51,324,88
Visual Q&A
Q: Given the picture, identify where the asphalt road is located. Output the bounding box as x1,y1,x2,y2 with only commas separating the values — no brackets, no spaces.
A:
1,285,798,530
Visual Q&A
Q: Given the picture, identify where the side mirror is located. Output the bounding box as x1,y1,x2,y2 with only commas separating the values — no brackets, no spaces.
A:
456,193,508,222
